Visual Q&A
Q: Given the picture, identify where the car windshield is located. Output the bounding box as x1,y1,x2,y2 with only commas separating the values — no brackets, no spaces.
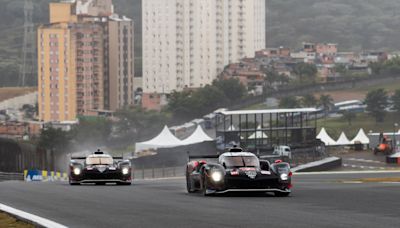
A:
225,156,259,168
275,164,290,173
86,157,113,165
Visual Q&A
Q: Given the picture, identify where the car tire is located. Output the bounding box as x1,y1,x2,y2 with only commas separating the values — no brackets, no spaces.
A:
202,177,211,196
274,191,290,197
69,180,80,185
186,169,195,193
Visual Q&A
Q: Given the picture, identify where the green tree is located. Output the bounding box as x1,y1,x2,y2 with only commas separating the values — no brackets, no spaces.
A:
365,88,389,122
114,107,170,147
318,94,334,117
212,78,246,103
167,90,195,120
279,96,300,108
293,63,318,83
70,117,112,147
334,64,349,77
301,94,317,107
391,89,400,113
38,127,71,154
191,85,228,115
264,67,281,88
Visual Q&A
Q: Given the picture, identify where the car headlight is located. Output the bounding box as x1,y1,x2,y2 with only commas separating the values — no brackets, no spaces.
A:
122,167,130,175
73,167,81,175
211,171,223,182
280,173,288,181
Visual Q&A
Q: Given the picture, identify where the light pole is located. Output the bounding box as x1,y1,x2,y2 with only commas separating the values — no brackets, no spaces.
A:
394,123,398,152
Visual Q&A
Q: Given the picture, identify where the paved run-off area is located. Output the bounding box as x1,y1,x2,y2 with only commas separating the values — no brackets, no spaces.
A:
1,172,400,228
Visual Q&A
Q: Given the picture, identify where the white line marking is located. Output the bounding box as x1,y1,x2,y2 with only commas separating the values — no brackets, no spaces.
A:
342,181,363,184
0,203,68,228
346,158,384,164
136,176,185,181
294,170,400,175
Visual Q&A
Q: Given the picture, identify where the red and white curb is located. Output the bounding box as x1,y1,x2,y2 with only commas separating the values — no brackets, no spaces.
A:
0,203,67,228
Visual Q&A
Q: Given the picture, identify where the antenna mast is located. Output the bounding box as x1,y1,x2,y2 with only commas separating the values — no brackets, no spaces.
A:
19,0,36,87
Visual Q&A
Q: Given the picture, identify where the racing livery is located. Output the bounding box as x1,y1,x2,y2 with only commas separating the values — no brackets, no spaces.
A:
186,147,292,196
69,150,132,185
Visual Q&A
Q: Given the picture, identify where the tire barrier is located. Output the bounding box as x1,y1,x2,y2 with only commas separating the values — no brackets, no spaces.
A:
386,153,400,164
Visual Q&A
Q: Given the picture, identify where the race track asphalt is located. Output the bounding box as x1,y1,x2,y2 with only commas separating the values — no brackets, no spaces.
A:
1,172,400,228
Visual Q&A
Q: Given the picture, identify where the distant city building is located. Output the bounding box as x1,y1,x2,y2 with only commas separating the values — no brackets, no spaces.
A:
142,0,266,109
38,0,134,122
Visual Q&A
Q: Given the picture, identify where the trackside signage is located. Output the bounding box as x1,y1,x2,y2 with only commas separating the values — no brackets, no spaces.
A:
24,170,68,182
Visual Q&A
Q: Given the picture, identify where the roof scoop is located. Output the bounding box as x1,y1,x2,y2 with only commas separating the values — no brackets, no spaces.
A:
94,149,104,155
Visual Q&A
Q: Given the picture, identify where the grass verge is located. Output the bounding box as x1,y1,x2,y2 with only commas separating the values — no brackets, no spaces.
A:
318,112,400,139
0,212,34,228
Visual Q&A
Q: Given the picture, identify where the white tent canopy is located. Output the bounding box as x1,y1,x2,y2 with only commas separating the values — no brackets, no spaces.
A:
317,127,337,146
248,126,268,139
182,125,214,145
227,125,236,131
336,132,351,145
135,126,184,152
350,128,370,144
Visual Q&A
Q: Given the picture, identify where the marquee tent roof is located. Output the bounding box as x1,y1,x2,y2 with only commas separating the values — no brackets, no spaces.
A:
182,125,214,145
227,125,236,131
248,126,268,139
336,132,351,145
350,128,370,144
316,127,336,146
135,126,184,152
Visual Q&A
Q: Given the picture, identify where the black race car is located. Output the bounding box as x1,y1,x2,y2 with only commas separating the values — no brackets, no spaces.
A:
186,147,292,196
69,150,132,185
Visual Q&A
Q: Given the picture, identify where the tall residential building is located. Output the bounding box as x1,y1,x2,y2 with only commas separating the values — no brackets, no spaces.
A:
105,16,135,111
142,0,266,109
38,0,134,122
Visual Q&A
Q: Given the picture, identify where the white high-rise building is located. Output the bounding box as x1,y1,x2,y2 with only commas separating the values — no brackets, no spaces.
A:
142,0,265,105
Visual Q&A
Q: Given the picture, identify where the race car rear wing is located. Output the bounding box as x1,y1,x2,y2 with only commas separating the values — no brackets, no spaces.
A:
70,156,125,160
188,154,220,159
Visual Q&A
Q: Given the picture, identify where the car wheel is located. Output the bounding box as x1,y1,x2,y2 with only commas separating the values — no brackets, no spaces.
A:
186,169,195,193
274,191,290,197
202,177,211,196
69,180,80,185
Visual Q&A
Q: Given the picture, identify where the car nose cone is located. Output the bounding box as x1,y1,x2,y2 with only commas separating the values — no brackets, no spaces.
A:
97,167,106,173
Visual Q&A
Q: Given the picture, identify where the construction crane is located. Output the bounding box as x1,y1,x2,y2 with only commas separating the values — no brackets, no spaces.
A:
18,0,36,87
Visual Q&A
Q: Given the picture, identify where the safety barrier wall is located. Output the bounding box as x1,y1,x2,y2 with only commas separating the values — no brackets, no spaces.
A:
0,172,24,181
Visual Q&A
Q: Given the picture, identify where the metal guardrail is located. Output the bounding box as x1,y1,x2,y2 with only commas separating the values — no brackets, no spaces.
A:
0,172,24,181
